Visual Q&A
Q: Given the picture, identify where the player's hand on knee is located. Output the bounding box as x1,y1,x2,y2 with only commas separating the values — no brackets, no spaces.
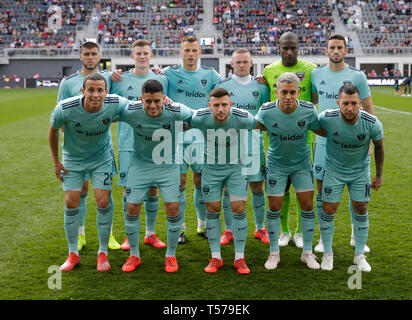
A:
111,69,123,82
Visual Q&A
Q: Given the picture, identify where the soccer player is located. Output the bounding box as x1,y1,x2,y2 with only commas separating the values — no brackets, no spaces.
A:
49,73,128,272
263,31,318,248
57,41,121,251
255,73,326,270
393,69,401,95
118,79,193,273
401,76,412,97
190,88,257,274
317,84,384,272
311,34,375,253
110,39,169,250
214,48,270,245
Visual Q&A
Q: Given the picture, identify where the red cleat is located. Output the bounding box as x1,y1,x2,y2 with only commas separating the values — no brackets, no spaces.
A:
97,252,110,272
254,229,270,244
60,252,80,272
234,258,250,275
220,230,234,245
144,234,166,248
204,258,223,273
165,256,178,273
121,237,130,250
122,256,141,272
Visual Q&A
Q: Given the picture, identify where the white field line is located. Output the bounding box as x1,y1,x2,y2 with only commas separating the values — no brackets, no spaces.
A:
374,105,412,116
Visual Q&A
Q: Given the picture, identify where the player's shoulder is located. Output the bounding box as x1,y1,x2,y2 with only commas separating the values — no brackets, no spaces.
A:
104,94,121,104
195,107,211,116
64,70,80,81
165,64,181,72
127,100,143,110
346,65,362,73
200,65,215,72
312,64,328,73
60,95,82,110
359,110,378,124
165,102,182,113
321,109,340,118
232,107,249,118
260,100,277,111
298,59,318,69
216,78,232,86
298,99,315,109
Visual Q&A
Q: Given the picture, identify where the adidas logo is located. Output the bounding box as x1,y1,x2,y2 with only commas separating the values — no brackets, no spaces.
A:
230,92,234,96
333,131,339,136
127,85,133,90
75,122,81,127
273,123,279,128
178,80,183,84
320,80,326,85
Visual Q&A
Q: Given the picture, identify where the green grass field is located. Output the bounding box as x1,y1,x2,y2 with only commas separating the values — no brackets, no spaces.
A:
0,86,411,301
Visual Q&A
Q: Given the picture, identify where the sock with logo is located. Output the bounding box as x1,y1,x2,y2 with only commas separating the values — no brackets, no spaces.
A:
124,213,140,257
353,212,369,255
79,192,87,231
96,203,113,253
194,186,207,224
280,191,290,233
206,211,222,256
301,209,316,252
252,191,266,230
318,209,335,253
295,197,302,234
64,206,80,254
222,190,233,231
232,212,248,257
266,209,281,252
178,186,186,229
145,196,159,234
166,212,183,257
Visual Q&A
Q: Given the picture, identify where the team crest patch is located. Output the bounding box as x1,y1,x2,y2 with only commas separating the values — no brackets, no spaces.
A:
268,179,277,188
357,133,366,141
177,89,184,93
315,165,322,174
162,123,171,130
120,173,126,181
252,90,259,98
202,186,210,195
297,119,306,129
126,188,131,196
296,72,305,81
101,117,111,126
201,79,208,86
324,187,332,197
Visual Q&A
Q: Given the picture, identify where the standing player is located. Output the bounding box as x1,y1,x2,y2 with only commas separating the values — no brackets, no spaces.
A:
401,75,412,97
393,69,401,95
57,41,121,251
263,32,318,248
317,84,384,272
49,73,128,271
110,39,169,250
190,88,257,274
118,80,193,273
311,34,375,253
214,48,270,245
255,73,326,270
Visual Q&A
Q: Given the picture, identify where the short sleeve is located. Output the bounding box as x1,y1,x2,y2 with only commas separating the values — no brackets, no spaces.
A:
371,118,384,141
50,105,64,129
311,69,318,93
357,71,371,100
308,108,321,131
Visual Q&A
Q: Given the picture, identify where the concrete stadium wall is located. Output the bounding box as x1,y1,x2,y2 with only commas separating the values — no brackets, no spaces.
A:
0,59,82,78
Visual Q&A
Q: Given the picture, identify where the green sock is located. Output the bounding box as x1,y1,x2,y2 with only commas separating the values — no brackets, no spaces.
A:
353,213,369,255
145,196,159,233
266,209,281,252
318,209,335,253
64,207,80,254
166,212,183,257
232,212,248,256
295,197,302,234
178,186,186,227
280,191,290,233
194,186,207,222
79,193,87,228
301,209,315,251
222,191,232,230
252,191,266,230
96,203,113,253
206,211,221,255
125,213,140,257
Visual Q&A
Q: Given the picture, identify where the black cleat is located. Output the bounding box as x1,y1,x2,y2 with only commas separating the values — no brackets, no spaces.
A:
178,230,186,244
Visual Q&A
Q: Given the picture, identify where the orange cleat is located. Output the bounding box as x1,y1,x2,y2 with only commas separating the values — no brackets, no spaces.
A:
220,230,234,245
204,258,223,273
121,237,130,250
97,252,110,272
234,258,250,275
144,234,167,248
254,229,270,244
60,252,80,272
122,255,141,272
165,256,179,273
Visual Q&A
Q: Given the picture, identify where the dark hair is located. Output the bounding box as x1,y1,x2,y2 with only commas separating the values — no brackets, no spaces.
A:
209,88,230,99
327,34,347,48
83,72,107,90
81,41,100,53
338,83,360,98
142,79,164,94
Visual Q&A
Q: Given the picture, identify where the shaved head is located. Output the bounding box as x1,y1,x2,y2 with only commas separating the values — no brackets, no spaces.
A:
279,32,299,67
279,32,299,44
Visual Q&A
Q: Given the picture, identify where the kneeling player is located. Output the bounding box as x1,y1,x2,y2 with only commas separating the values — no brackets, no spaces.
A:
317,84,384,272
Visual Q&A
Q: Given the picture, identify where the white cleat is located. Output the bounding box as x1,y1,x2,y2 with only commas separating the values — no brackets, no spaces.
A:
314,238,324,253
301,251,320,269
354,254,371,272
293,233,303,248
321,252,334,271
278,232,291,247
265,252,280,270
350,238,371,253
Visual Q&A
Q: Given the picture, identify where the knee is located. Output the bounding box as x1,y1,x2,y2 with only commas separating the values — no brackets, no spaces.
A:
250,181,264,193
165,202,179,216
322,203,337,214
193,173,201,187
353,203,368,214
65,197,80,209
127,203,141,216
96,198,110,209
180,174,187,187
206,202,221,213
300,199,313,212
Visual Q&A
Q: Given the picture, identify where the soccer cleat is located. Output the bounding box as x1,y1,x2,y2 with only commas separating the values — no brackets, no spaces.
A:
408,94,411,97
234,258,250,274
97,252,110,272
60,252,80,272
314,238,324,253
321,252,334,271
144,234,167,248
121,237,130,250
220,230,234,245
78,234,86,251
264,253,280,270
278,232,291,247
122,255,141,272
165,256,179,273
108,233,121,250
204,258,223,273
402,94,406,96
254,229,270,244
178,230,186,244
301,251,320,269
293,233,303,248
197,226,208,238
354,255,371,272
350,237,371,253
